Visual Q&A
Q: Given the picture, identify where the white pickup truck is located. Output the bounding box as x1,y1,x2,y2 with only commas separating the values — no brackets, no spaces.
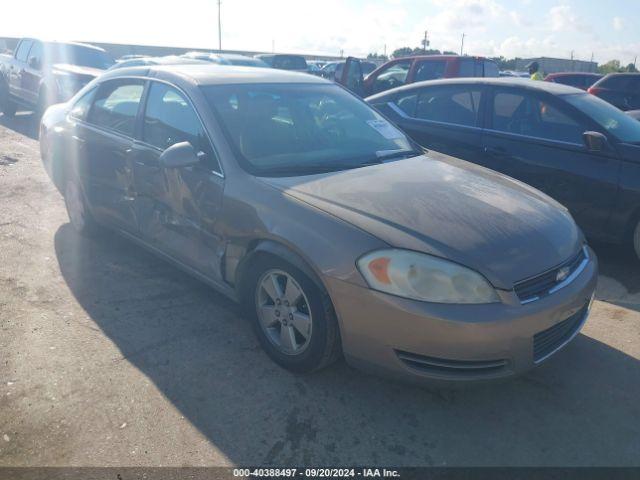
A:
0,38,114,118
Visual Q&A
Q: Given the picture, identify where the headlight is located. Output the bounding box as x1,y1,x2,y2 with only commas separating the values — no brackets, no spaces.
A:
357,249,499,304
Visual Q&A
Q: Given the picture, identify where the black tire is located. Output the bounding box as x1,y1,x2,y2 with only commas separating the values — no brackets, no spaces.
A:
64,178,100,236
0,80,16,118
242,255,342,373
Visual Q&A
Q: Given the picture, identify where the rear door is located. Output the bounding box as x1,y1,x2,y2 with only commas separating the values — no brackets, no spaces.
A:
384,84,486,163
131,81,225,279
78,78,145,232
481,87,621,237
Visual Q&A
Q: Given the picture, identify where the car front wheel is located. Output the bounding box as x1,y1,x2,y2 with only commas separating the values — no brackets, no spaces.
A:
245,256,341,373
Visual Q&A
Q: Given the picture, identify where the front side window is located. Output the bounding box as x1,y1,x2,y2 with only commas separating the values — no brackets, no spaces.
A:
143,82,220,171
15,40,33,62
88,80,144,137
491,91,584,144
414,60,447,82
203,83,415,176
565,93,640,144
414,86,481,127
27,41,43,69
70,87,96,120
372,61,411,94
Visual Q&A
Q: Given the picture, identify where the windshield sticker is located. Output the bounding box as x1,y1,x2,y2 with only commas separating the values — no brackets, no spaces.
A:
367,119,404,140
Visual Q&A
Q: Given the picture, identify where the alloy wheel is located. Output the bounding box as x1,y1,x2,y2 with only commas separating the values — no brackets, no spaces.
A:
255,269,313,355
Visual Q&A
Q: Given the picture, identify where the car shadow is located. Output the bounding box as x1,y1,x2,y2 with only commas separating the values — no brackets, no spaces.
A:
54,224,640,466
0,111,39,140
591,241,640,312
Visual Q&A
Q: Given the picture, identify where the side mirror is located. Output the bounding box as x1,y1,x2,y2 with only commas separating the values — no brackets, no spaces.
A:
159,141,200,169
28,56,41,70
582,131,609,153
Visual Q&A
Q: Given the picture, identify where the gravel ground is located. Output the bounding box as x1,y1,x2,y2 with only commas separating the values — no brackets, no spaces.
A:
0,112,639,467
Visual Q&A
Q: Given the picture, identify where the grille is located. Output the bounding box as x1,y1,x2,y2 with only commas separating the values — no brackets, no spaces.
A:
514,248,587,303
396,350,508,378
533,304,588,363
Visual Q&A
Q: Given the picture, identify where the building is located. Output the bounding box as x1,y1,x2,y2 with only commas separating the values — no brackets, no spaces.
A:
516,57,598,74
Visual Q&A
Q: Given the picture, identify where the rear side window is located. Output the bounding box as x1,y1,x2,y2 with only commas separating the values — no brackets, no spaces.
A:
143,82,220,171
414,86,481,127
15,40,33,62
491,91,584,144
414,60,447,81
88,80,144,137
458,59,478,78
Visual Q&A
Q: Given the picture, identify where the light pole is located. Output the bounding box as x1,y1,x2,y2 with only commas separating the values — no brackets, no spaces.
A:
217,0,222,51
460,33,466,56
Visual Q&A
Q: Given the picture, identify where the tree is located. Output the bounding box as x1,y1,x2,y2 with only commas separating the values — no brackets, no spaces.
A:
598,60,622,74
391,47,453,58
367,52,388,62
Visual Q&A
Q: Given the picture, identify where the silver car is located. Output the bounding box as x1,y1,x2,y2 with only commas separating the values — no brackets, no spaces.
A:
40,65,598,383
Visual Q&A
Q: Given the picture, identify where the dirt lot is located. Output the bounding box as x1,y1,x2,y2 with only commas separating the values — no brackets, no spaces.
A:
0,112,639,467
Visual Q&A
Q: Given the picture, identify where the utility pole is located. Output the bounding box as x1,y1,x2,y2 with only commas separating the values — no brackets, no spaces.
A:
217,0,222,51
272,39,275,53
460,33,465,56
422,30,429,53
340,49,344,58
383,44,387,58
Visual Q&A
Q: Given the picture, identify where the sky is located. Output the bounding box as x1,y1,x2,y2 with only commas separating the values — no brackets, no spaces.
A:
1,0,639,64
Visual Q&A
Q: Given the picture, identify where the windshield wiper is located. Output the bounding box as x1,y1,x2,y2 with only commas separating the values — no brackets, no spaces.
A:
375,149,422,161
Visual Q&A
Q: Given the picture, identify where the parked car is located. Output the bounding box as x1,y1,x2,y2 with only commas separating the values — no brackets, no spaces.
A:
108,55,208,70
0,38,114,117
340,55,499,97
545,72,602,91
40,65,597,382
628,110,640,121
588,73,640,111
254,54,308,72
367,78,640,256
500,70,529,78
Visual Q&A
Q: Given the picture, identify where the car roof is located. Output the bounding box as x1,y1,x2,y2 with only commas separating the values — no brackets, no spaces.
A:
101,64,329,86
366,77,585,101
392,55,491,61
23,38,108,53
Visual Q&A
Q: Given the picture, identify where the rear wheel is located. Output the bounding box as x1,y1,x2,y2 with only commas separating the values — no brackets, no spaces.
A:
244,256,341,373
64,179,99,236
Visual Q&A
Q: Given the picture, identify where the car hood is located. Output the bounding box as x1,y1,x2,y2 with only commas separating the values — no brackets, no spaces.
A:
52,63,104,80
261,153,582,289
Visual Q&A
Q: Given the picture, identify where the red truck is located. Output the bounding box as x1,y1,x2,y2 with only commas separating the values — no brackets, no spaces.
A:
338,55,499,97
0,38,114,118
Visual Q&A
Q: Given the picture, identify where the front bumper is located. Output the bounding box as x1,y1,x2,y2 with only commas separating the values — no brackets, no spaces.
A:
325,247,598,384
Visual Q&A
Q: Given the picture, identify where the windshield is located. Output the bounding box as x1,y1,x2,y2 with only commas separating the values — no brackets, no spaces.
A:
565,93,640,144
202,83,416,176
45,44,115,70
